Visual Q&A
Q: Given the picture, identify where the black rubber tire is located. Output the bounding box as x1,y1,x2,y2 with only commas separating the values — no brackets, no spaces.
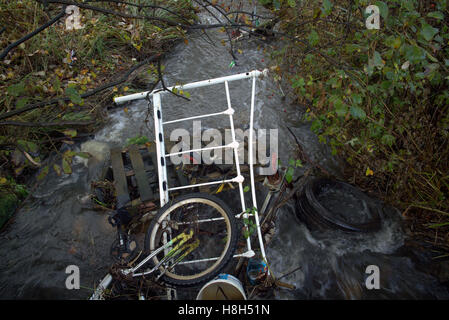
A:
296,178,381,233
144,193,238,287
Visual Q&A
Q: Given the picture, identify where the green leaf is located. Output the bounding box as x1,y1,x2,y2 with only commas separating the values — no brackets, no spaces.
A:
311,119,323,132
420,24,439,41
16,98,29,108
17,140,39,153
351,93,363,105
65,86,83,105
76,152,90,159
404,45,426,63
63,129,77,138
243,186,250,192
63,150,76,161
62,158,72,174
308,30,319,46
381,134,395,147
295,159,303,167
37,165,49,181
401,0,415,11
321,0,333,16
375,1,388,20
7,82,25,97
429,222,449,228
292,77,305,89
334,98,348,117
427,11,444,20
350,106,366,120
53,164,62,176
125,135,150,146
287,0,296,8
372,51,385,69
285,167,294,183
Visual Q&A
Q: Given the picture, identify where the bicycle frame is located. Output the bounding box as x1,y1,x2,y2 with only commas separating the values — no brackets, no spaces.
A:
90,230,198,300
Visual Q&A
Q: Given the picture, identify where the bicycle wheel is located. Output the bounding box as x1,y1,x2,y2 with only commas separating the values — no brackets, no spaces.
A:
144,193,238,287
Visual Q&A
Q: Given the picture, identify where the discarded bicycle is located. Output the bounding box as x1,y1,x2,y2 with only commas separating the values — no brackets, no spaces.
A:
91,69,269,300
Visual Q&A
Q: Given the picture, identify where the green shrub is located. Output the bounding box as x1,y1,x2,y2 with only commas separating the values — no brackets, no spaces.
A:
268,0,449,248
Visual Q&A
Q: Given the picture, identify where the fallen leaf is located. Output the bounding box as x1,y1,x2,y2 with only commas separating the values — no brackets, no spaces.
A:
216,183,225,194
365,167,374,176
53,164,62,176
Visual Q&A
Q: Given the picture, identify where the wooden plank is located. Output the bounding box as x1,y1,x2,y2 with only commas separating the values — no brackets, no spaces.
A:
110,148,130,206
129,145,153,202
148,150,158,176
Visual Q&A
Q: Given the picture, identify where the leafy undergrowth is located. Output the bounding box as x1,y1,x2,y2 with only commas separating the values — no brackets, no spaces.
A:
0,0,196,228
264,0,449,256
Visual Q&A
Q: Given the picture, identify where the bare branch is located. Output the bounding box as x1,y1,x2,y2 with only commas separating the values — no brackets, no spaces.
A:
38,0,186,26
0,120,95,127
0,53,162,121
156,59,190,101
0,5,67,60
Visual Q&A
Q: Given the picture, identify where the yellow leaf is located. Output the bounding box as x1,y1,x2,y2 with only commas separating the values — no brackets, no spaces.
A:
365,167,374,176
123,86,129,92
124,107,129,114
113,87,118,92
238,49,243,54
215,183,225,194
0,177,7,184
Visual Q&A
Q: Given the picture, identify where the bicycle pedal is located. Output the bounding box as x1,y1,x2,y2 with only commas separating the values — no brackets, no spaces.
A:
110,235,139,264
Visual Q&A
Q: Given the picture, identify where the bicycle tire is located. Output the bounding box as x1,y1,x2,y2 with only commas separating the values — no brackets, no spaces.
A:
144,193,238,287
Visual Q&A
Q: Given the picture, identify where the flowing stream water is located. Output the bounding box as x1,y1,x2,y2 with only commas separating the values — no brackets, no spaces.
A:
1,2,448,299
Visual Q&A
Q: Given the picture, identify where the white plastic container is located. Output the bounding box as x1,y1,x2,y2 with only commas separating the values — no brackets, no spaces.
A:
196,274,246,300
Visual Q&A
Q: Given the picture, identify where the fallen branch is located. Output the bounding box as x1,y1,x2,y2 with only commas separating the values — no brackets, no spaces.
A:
0,53,162,121
0,120,95,127
261,168,313,229
0,5,67,60
89,0,193,23
156,59,190,101
37,0,185,26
